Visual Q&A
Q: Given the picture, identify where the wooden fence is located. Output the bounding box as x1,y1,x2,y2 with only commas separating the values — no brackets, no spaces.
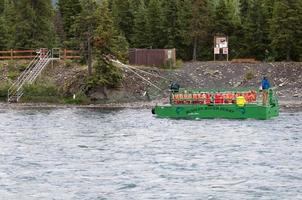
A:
0,49,81,60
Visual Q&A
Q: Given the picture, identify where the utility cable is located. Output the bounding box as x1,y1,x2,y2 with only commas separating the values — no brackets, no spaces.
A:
111,59,163,91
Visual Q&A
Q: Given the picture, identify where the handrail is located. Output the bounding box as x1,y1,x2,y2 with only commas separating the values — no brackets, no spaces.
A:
7,49,54,102
8,53,40,91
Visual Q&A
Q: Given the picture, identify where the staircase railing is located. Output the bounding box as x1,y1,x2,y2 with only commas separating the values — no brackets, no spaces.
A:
7,50,53,102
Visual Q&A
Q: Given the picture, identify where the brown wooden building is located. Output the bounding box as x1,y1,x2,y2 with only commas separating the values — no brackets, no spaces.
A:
129,48,176,67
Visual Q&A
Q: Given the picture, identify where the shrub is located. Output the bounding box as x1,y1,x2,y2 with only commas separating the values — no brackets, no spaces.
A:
22,83,61,103
245,71,255,81
0,82,10,101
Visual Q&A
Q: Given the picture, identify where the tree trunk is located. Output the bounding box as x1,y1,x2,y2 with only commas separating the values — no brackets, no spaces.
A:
286,46,291,61
193,36,197,61
87,36,92,76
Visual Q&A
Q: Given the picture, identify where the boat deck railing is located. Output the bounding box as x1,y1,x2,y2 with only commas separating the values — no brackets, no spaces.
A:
170,88,278,106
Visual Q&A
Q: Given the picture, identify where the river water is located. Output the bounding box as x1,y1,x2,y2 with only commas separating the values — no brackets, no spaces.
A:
0,107,301,200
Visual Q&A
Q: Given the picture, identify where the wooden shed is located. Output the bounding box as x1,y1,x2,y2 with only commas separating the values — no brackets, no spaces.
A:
129,48,176,67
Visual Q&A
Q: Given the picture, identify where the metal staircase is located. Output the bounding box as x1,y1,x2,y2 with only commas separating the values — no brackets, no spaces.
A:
7,48,60,102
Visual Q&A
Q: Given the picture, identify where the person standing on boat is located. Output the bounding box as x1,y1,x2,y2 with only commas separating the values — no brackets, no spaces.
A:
261,76,270,105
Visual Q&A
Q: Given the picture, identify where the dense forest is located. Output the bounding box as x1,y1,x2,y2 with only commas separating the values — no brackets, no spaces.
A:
1,0,302,62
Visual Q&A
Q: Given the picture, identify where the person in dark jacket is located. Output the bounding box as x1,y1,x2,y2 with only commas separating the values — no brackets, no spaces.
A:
261,76,270,105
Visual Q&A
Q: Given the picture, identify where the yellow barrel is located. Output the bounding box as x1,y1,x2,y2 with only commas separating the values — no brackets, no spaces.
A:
236,96,246,107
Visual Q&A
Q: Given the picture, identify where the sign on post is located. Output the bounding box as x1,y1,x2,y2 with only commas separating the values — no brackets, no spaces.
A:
214,36,229,61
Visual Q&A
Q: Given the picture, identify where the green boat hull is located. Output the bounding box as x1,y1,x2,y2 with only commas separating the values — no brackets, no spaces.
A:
153,104,279,120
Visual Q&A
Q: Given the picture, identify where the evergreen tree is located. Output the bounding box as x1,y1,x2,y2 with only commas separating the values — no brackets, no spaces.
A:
109,0,134,43
57,0,82,47
270,0,302,61
0,0,9,50
0,0,4,14
93,0,128,87
11,0,56,49
2,0,14,49
214,0,242,59
131,0,149,48
74,0,99,75
244,0,269,60
75,0,127,86
0,16,9,50
214,0,234,36
146,0,164,48
162,0,180,48
239,0,249,20
226,0,240,24
54,10,66,44
263,0,275,18
189,0,213,61
174,0,193,60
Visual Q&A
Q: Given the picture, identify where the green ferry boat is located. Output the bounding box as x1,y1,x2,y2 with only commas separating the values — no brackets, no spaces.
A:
152,86,279,120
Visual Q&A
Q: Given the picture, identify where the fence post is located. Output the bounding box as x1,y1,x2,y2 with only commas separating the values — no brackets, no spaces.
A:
10,49,13,61
64,49,67,60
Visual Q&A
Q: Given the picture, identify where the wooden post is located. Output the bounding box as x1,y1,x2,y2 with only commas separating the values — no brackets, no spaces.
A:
10,49,13,61
64,48,67,60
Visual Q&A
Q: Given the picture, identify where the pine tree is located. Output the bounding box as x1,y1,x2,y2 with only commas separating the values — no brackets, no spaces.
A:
109,0,134,43
0,0,9,50
146,0,164,48
0,16,9,50
162,0,180,48
214,0,234,36
75,0,127,86
131,0,149,48
263,0,275,18
226,0,240,24
57,0,82,47
244,0,269,60
93,0,128,87
10,0,56,49
270,0,302,61
73,0,99,75
189,0,213,61
174,0,193,60
0,0,4,14
239,0,249,20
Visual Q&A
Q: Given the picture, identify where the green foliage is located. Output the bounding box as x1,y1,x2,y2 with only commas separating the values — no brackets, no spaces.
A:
109,0,134,43
8,0,56,49
88,58,123,88
0,81,9,100
22,83,61,103
189,0,213,60
64,91,90,104
0,16,9,50
0,0,302,63
214,0,235,36
146,0,164,48
243,0,270,60
245,71,255,81
131,0,149,48
57,0,82,47
269,0,302,61
95,1,126,87
7,70,19,80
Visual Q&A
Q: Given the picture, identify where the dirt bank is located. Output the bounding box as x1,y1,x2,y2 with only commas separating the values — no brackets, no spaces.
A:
93,61,302,108
1,61,302,110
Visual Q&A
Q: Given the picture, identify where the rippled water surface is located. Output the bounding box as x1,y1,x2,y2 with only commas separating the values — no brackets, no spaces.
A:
0,107,301,200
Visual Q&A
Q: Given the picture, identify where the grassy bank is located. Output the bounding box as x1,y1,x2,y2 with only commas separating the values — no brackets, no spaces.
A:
0,60,92,104
1,60,302,105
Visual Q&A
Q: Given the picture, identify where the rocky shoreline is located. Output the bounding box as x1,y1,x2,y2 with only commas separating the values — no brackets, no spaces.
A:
1,99,302,112
1,61,302,112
